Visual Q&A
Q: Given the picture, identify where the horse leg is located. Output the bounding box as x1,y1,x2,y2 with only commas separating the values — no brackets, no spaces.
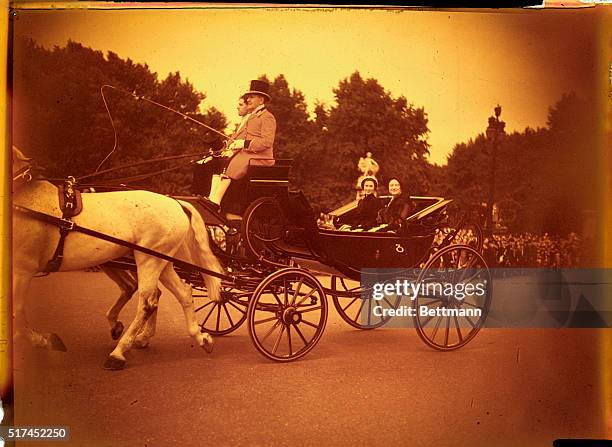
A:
13,272,66,351
104,257,165,370
103,267,161,346
159,265,213,353
102,267,137,340
133,289,161,349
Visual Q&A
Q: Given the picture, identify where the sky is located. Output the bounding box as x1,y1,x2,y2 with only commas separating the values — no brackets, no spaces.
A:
11,5,603,165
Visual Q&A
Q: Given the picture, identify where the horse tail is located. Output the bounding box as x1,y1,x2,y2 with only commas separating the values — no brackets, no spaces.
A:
178,201,223,302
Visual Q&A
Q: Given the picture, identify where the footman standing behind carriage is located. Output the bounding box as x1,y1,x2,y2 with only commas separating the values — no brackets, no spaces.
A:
208,80,277,207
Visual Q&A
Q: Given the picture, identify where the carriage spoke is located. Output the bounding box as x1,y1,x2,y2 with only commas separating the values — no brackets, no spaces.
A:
254,300,282,313
216,304,221,332
298,305,322,314
339,277,362,293
255,315,279,325
459,251,478,270
200,303,217,325
457,267,485,285
295,288,317,307
272,291,284,307
227,300,247,314
367,299,372,325
354,298,367,323
382,296,395,309
291,278,304,306
420,312,436,327
444,313,450,346
222,303,234,327
341,297,359,312
463,314,478,328
463,301,484,312
287,325,293,357
260,320,282,342
300,319,319,329
422,298,444,307
195,301,214,313
283,280,288,305
453,314,463,342
431,314,443,339
293,324,309,346
272,324,286,355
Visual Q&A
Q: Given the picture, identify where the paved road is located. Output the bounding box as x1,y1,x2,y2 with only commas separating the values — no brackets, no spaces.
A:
11,272,608,446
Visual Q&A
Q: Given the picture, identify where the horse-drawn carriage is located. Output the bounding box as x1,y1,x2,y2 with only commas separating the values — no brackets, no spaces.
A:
12,148,491,368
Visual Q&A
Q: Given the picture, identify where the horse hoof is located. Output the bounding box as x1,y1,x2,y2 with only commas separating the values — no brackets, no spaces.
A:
134,338,150,349
111,321,124,340
202,334,214,354
48,333,67,352
103,356,126,370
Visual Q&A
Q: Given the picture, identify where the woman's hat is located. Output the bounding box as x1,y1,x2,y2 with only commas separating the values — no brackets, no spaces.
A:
360,176,378,189
242,80,271,102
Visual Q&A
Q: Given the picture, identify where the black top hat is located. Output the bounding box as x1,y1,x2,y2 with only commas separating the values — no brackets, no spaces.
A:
242,80,271,102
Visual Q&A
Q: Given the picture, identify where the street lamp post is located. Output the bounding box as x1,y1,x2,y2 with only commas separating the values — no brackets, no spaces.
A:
485,105,505,236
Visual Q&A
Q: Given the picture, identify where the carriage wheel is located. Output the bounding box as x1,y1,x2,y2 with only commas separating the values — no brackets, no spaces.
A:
193,284,249,336
247,268,328,362
413,244,491,351
331,276,402,330
437,221,484,254
459,221,483,253
241,197,288,264
207,225,243,257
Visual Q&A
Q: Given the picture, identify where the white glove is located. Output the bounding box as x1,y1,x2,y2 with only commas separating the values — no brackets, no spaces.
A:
228,139,246,150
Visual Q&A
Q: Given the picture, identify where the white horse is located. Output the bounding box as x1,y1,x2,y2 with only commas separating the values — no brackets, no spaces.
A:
12,147,224,370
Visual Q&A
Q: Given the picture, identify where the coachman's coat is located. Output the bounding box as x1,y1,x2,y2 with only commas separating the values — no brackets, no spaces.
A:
225,106,276,180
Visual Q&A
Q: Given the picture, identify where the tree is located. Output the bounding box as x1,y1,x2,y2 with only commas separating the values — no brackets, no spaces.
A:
438,93,598,235
12,37,227,194
324,72,431,202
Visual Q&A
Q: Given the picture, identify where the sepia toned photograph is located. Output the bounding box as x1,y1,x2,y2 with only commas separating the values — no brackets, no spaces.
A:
3,4,611,446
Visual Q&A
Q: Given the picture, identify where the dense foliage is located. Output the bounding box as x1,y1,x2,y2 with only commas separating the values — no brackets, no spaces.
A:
12,38,600,235
12,38,227,194
441,93,598,235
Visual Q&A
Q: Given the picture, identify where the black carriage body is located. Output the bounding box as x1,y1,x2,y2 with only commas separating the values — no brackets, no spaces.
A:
316,230,433,275
246,189,453,280
192,157,290,216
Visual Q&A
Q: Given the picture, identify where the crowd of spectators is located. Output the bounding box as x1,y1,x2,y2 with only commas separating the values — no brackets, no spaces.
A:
433,229,583,268
480,232,583,268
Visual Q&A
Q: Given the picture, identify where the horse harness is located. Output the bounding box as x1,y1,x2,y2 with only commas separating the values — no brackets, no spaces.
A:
44,177,83,272
14,191,234,283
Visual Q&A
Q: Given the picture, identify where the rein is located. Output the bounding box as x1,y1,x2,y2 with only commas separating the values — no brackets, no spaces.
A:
95,84,230,173
13,203,237,284
77,152,204,183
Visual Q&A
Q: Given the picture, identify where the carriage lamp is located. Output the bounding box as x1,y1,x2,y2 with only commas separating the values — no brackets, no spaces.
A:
485,105,505,236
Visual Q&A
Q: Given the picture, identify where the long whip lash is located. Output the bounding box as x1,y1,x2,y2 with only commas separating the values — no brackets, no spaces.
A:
95,84,229,173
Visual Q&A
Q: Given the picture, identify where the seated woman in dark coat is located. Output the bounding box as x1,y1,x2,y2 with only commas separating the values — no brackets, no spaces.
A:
335,177,382,231
374,178,414,233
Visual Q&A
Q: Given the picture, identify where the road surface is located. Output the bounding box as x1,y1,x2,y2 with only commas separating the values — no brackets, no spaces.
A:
10,271,608,446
